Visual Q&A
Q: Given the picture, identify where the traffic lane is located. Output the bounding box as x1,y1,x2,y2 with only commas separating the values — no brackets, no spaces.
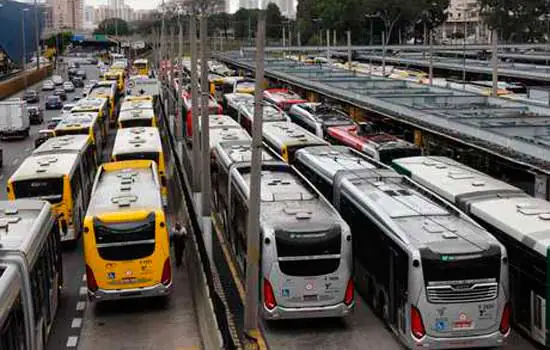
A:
0,65,99,198
263,297,402,350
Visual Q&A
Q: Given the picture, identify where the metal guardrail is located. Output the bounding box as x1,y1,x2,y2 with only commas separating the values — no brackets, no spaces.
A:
158,85,238,350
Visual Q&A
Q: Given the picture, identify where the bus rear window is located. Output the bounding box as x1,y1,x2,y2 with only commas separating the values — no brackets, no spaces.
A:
12,178,64,204
275,227,341,257
56,128,88,137
279,258,340,276
93,213,156,261
120,119,153,128
115,152,159,164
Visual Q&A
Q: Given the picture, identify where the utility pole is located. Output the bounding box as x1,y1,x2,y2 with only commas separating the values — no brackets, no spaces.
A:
429,29,433,85
244,7,265,336
297,31,301,47
160,0,165,62
177,18,183,141
34,0,40,70
382,31,386,76
190,14,201,193
326,29,330,61
491,29,498,97
333,29,336,47
199,14,212,262
347,30,351,69
462,10,467,89
21,9,27,90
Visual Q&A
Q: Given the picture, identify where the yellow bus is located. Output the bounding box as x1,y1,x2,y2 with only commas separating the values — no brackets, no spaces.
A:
71,97,110,140
132,58,149,76
7,152,93,243
88,81,118,125
118,109,157,128
54,112,104,158
83,160,172,301
104,70,125,93
111,127,167,205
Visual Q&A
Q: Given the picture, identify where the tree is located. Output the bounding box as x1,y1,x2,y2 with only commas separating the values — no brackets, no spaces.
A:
266,3,283,39
94,18,131,36
477,0,547,42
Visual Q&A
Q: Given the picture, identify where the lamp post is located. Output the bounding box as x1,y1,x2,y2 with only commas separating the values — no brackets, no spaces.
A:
22,8,30,91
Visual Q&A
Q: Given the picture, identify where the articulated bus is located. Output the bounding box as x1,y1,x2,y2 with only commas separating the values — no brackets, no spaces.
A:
198,114,251,154
235,101,290,134
261,121,328,163
7,151,94,243
132,59,149,76
104,70,125,93
83,160,172,301
88,81,118,125
263,88,308,112
54,112,104,157
392,156,550,347
182,92,223,137
71,97,110,140
222,92,254,118
0,200,62,350
293,145,510,349
111,127,168,206
212,141,354,319
118,108,157,128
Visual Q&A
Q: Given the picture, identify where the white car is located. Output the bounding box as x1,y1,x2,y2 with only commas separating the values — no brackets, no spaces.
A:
61,103,75,114
63,82,75,92
42,80,54,91
52,75,63,85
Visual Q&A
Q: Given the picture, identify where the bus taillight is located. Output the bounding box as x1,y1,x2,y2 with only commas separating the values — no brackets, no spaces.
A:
85,265,98,292
344,279,354,305
263,278,277,310
499,302,511,334
410,305,425,339
161,258,172,286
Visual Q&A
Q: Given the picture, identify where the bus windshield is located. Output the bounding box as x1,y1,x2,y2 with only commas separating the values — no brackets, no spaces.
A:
120,119,153,128
12,178,64,204
56,128,88,137
94,213,156,261
115,152,160,164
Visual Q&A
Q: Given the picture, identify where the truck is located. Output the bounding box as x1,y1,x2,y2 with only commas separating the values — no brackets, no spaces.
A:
0,98,30,139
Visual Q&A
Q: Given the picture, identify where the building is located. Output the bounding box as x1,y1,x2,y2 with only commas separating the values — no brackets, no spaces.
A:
0,0,44,65
441,0,488,43
47,0,83,30
83,5,95,30
237,0,295,18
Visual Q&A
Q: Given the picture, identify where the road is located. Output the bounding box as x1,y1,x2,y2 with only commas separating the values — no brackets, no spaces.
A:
0,62,542,350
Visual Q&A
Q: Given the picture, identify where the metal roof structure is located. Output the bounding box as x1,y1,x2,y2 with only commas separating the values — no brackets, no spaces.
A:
216,52,550,174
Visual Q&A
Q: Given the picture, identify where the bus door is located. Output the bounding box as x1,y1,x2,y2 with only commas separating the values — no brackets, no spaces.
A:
389,247,408,334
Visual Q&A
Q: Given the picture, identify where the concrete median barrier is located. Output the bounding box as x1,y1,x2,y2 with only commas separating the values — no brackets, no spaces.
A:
0,64,53,99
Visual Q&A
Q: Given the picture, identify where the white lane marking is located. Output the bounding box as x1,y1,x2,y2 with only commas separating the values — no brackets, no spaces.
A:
66,336,78,347
82,273,86,282
79,287,87,296
71,318,82,328
11,158,19,166
75,301,86,311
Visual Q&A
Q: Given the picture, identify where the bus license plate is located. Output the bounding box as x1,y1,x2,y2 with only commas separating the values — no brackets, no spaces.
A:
303,295,318,302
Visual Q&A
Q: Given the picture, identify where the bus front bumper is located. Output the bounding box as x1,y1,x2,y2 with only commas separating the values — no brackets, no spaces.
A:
412,330,508,349
262,302,354,320
88,282,173,301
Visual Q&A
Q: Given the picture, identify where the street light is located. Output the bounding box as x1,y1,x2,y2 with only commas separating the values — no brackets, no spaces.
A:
21,8,30,92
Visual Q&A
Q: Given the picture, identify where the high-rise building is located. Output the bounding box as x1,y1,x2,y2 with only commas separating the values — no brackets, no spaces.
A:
48,0,83,30
442,0,487,43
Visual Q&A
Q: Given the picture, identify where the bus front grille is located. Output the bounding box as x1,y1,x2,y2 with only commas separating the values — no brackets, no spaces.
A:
426,282,498,304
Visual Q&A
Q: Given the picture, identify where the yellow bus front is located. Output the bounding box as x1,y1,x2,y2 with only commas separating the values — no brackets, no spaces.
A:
7,175,76,241
83,210,172,300
96,94,115,124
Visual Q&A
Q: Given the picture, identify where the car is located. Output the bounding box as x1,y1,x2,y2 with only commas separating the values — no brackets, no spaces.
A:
22,89,39,103
42,80,55,91
62,103,75,114
72,94,82,102
63,81,75,92
34,129,55,149
27,106,44,124
45,95,63,109
76,70,87,79
54,88,67,101
71,76,84,88
52,75,63,85
69,61,80,69
68,68,78,78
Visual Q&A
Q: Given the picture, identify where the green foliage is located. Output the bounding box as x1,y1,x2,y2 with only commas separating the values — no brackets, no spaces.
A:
477,0,547,42
44,32,73,55
94,18,131,36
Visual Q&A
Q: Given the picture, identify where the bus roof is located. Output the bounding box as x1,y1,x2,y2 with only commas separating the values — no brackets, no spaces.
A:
214,140,275,168
33,135,92,156
87,160,161,217
118,109,155,122
133,58,148,64
198,114,241,130
10,153,80,181
72,97,107,111
209,127,251,150
392,156,524,203
55,112,98,130
295,146,499,252
0,200,54,266
120,100,154,112
471,196,550,257
238,103,290,123
262,121,328,150
0,264,22,327
112,127,162,156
